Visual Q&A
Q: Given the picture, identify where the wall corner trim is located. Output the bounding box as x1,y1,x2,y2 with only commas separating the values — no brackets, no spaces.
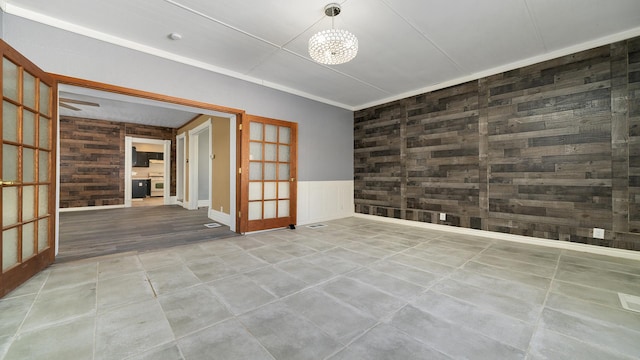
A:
354,214,640,261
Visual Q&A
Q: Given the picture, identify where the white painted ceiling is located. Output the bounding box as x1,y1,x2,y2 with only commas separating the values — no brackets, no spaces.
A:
5,0,640,113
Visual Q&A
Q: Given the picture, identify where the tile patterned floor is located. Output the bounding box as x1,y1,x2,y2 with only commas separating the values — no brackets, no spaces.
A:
1,217,639,359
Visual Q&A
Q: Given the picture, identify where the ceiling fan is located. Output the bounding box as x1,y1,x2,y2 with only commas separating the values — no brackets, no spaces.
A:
59,97,100,111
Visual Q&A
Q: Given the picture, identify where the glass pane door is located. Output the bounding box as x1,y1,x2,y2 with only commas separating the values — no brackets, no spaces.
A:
243,116,297,232
1,40,56,297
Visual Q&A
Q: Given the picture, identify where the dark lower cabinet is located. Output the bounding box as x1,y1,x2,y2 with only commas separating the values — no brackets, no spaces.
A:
132,180,148,198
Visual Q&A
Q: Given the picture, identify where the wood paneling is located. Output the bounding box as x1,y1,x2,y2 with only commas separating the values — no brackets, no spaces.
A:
487,45,613,244
354,103,403,218
59,116,176,208
405,82,480,228
354,36,640,251
628,37,640,234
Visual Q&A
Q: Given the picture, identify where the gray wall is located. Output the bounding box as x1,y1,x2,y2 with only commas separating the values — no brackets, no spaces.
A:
2,14,353,182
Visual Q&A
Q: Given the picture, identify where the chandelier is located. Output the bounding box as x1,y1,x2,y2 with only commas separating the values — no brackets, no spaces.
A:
308,4,358,65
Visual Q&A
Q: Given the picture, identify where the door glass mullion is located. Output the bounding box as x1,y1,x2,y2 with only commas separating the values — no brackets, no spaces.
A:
32,79,40,254
2,57,21,271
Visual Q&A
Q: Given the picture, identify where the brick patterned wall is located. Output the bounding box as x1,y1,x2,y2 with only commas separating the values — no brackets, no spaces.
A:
355,36,640,250
60,116,176,208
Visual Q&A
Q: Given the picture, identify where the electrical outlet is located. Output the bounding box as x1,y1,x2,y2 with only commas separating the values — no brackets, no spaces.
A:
593,228,605,239
439,213,446,221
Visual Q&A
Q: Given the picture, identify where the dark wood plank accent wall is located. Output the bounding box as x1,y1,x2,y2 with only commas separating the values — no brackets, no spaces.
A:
628,38,640,235
355,36,640,251
354,104,404,217
59,116,176,208
486,45,613,244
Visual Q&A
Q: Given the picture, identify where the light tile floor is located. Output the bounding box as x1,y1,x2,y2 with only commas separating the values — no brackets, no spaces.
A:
1,217,639,359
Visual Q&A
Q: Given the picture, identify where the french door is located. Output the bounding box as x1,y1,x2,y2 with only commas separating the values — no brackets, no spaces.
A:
1,40,57,297
241,115,297,232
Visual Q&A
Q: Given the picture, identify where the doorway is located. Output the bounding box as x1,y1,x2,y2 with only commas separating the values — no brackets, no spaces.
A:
188,120,212,210
54,76,244,247
176,133,186,206
124,137,171,208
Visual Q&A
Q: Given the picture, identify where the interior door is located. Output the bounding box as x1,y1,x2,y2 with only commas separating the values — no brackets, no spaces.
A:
241,115,297,232
1,40,57,297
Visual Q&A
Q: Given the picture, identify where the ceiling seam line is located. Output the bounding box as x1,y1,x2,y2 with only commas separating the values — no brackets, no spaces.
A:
378,0,467,74
244,15,327,75
162,0,282,50
523,0,548,52
280,48,391,94
233,1,389,97
2,3,356,110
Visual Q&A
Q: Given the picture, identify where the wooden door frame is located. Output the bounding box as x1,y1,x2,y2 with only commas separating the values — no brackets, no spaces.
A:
51,74,246,233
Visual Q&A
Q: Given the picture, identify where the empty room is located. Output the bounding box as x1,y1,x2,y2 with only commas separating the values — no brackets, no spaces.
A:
1,1,639,359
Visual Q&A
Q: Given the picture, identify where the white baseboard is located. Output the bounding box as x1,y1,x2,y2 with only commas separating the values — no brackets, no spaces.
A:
59,204,126,213
208,208,231,226
355,214,640,261
197,200,209,208
297,180,354,226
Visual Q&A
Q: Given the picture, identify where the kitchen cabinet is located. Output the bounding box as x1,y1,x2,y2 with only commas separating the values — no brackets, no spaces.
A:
132,146,138,166
132,179,148,198
132,152,162,167
147,152,164,160
135,152,149,167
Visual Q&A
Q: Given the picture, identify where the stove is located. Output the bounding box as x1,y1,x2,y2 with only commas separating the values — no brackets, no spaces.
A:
149,172,164,197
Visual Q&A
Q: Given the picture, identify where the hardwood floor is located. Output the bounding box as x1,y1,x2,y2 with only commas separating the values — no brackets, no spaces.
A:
131,197,165,207
57,205,239,263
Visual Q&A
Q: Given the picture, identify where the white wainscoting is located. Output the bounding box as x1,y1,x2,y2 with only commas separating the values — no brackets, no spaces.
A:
297,180,354,226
